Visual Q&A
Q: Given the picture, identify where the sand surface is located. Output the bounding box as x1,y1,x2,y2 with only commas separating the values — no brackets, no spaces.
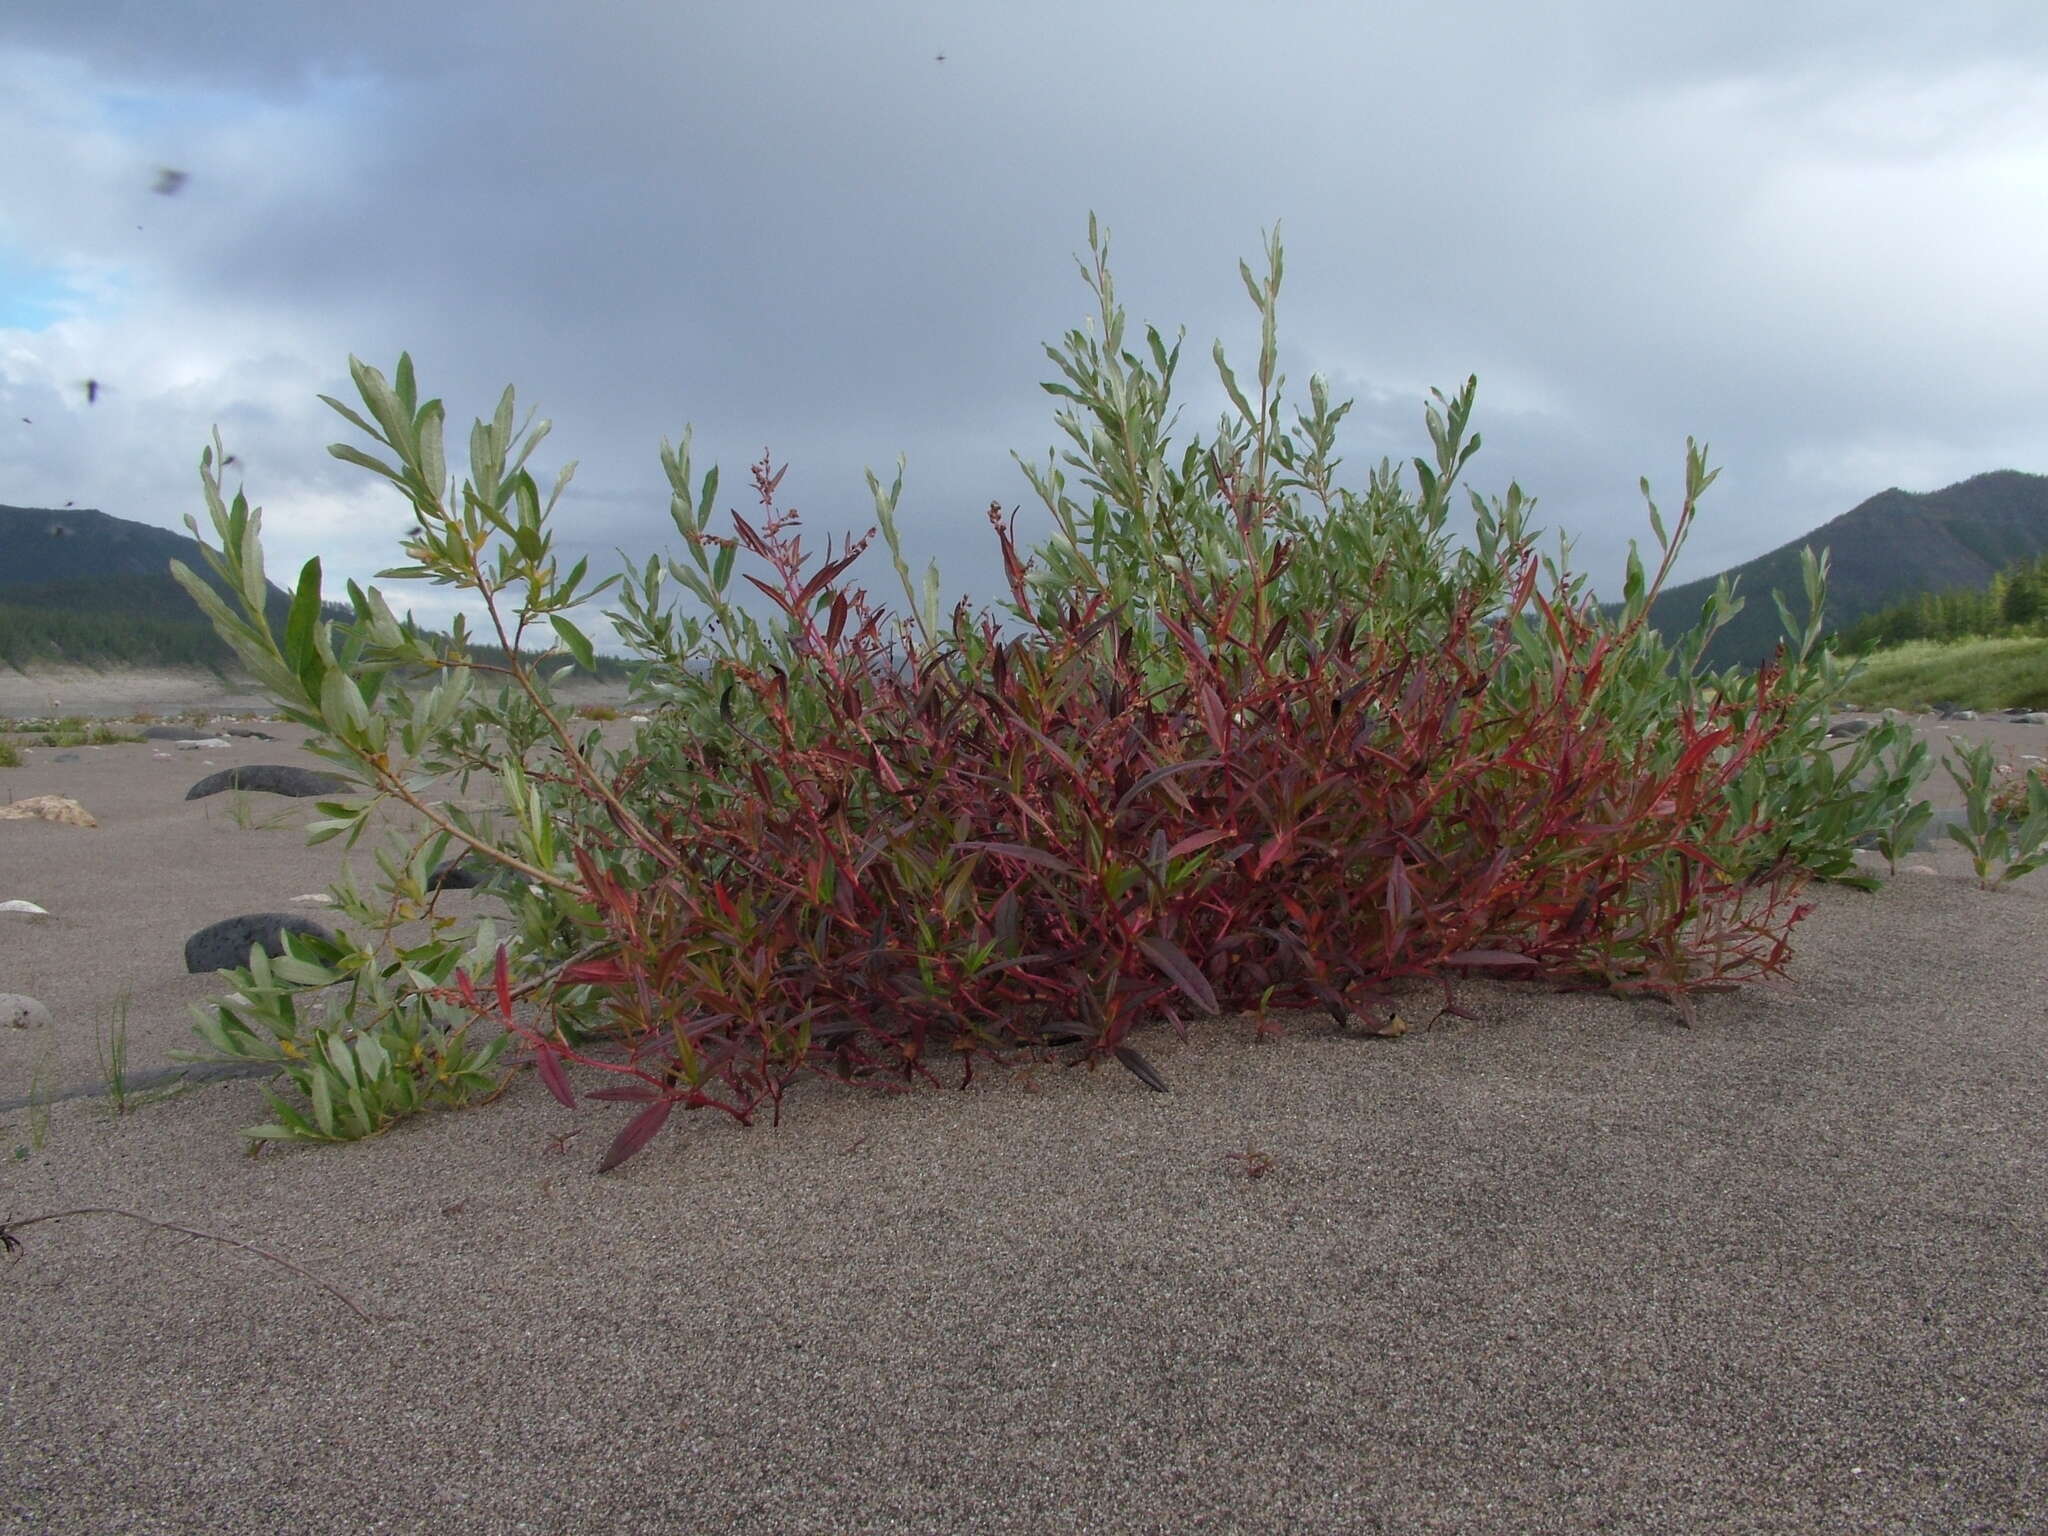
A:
2,701,2046,1533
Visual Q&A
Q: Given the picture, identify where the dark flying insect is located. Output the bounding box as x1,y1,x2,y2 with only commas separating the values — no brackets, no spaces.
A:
154,168,189,196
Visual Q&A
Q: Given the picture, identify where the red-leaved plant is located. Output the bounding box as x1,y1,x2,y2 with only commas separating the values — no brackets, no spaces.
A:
469,451,1810,1172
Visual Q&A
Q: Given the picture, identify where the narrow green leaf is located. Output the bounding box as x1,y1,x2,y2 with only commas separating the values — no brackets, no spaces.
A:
309,1068,338,1137
328,442,410,488
549,616,598,673
285,557,325,694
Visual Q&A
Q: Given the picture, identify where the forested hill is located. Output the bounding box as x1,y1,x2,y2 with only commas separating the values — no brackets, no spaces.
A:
1,503,234,587
1626,470,2048,671
0,502,628,678
0,503,299,670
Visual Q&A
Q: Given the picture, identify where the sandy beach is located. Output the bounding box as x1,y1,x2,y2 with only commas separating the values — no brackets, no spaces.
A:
0,665,638,723
3,696,2046,1533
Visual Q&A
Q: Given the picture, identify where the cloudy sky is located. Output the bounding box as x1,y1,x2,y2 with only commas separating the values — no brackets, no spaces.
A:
4,1,2047,646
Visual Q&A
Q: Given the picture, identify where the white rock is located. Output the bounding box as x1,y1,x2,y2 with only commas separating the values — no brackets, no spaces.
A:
292,893,337,906
0,993,51,1030
629,714,651,723
176,737,234,749
0,795,97,827
0,899,51,916
1905,864,1939,876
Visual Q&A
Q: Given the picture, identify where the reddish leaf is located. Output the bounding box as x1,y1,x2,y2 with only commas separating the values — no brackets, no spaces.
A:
1252,832,1294,881
742,572,791,612
1165,828,1232,862
1443,949,1537,968
492,945,514,1019
598,1097,676,1173
1136,935,1219,1016
1672,727,1734,783
560,958,628,987
1259,614,1289,661
533,1045,576,1108
795,549,863,611
1387,852,1414,927
954,840,1076,876
1198,684,1231,747
1113,1046,1170,1093
1111,759,1219,818
1306,979,1349,1029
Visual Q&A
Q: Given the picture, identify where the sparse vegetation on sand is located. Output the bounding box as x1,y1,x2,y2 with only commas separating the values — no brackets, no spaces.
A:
174,218,1972,1170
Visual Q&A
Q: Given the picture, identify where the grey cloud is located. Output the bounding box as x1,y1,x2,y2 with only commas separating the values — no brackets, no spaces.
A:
4,0,2046,645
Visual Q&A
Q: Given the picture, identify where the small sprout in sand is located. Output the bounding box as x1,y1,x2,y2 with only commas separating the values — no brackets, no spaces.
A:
1228,1142,1275,1181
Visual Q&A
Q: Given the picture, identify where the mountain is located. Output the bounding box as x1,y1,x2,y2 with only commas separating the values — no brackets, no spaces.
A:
1631,470,2048,670
0,503,240,587
0,502,630,679
0,503,299,671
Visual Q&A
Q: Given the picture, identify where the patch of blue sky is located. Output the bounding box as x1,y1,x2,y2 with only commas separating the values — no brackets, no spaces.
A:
0,247,83,331
98,66,386,141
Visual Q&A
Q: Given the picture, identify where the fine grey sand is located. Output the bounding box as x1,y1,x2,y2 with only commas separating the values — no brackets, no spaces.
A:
3,697,2046,1533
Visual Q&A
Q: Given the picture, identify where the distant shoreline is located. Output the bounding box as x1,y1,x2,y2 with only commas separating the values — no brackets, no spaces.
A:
0,664,639,720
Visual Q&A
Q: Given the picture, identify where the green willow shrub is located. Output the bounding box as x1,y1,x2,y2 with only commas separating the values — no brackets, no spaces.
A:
173,219,1887,1157
1945,741,2048,887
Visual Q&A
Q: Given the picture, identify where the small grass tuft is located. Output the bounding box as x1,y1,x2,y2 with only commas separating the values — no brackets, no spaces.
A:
94,991,134,1115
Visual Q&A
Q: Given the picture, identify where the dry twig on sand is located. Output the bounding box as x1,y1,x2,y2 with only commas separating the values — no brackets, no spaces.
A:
0,1205,379,1324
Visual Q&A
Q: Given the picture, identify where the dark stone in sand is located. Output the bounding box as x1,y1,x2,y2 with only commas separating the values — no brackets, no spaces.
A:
224,727,276,740
185,764,350,801
51,751,80,762
429,858,488,891
184,913,336,973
